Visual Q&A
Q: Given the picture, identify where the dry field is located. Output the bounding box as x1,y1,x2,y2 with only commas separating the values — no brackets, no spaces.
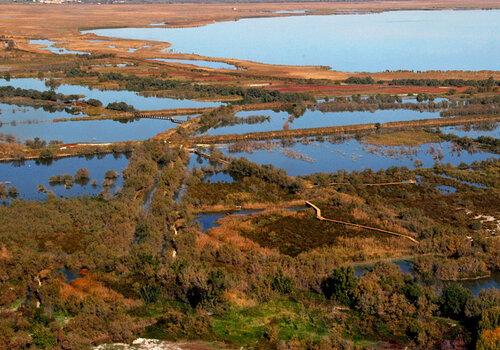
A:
1,1,499,37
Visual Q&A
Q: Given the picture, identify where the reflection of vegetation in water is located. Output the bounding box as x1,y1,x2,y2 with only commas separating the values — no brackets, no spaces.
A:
281,148,315,163
227,139,315,163
364,143,419,158
201,113,271,133
456,121,498,133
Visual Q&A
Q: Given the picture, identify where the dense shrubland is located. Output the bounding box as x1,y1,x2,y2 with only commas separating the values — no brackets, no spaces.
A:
388,77,499,91
0,86,81,103
1,64,499,349
0,139,499,349
317,93,500,119
344,76,499,91
196,106,271,133
317,94,450,113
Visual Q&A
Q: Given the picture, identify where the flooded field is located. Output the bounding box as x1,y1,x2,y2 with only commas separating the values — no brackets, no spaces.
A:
435,184,457,195
217,138,498,176
439,123,499,139
87,10,500,71
0,153,128,201
201,108,441,136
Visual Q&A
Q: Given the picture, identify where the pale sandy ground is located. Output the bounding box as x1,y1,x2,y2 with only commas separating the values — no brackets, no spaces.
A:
94,338,232,350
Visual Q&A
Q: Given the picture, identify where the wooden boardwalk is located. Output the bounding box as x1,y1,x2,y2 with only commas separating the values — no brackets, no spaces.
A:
320,179,417,187
133,113,187,123
305,201,419,244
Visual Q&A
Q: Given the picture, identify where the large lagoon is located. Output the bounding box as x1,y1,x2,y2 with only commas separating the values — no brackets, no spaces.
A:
86,10,500,71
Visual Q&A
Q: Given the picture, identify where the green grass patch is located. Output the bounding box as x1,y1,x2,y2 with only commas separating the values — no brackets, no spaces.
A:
211,299,330,346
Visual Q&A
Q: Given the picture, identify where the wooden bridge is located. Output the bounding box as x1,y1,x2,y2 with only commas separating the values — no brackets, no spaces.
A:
132,113,188,123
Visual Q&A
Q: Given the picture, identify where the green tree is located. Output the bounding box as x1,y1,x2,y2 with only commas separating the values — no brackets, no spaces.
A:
439,284,472,319
321,266,357,306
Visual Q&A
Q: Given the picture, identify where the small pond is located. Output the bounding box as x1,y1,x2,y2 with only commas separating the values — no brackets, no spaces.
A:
196,209,261,232
459,272,500,297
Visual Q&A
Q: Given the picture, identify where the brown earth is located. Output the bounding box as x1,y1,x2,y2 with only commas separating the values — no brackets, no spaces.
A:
1,1,499,38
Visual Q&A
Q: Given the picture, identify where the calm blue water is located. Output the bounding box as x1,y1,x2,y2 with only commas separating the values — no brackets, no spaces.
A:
0,78,222,111
401,97,449,104
439,174,489,189
459,272,500,296
274,10,307,14
187,153,229,171
0,153,128,201
354,261,499,296
188,154,210,170
0,116,178,143
355,260,413,277
204,171,234,183
440,123,500,139
202,109,440,136
0,103,84,123
151,58,236,70
86,10,500,71
221,139,498,176
59,267,82,283
29,39,89,55
196,209,261,232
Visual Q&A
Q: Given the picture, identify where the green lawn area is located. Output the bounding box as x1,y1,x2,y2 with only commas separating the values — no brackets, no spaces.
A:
211,299,330,346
